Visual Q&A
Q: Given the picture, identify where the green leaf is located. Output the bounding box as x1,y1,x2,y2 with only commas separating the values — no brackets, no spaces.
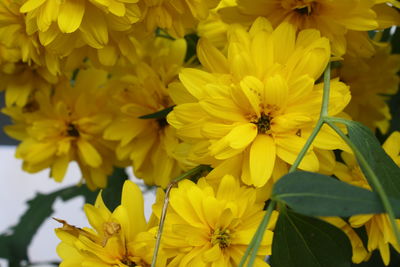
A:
270,209,352,267
272,171,393,217
138,106,174,120
184,33,200,63
100,167,128,210
155,28,175,40
337,119,400,199
391,27,400,54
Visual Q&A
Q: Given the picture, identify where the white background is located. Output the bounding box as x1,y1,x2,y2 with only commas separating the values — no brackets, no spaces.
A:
0,146,156,267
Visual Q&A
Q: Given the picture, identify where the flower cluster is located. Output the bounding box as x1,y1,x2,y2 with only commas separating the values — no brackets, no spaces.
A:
1,0,400,266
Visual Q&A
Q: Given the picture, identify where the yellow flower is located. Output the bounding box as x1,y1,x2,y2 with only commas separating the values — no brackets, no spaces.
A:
168,18,351,187
20,0,141,48
3,68,116,190
0,0,41,65
337,44,400,134
0,0,65,75
197,0,235,49
141,0,221,37
55,180,161,267
104,38,192,188
153,175,275,266
219,0,400,56
334,131,400,265
1,61,57,107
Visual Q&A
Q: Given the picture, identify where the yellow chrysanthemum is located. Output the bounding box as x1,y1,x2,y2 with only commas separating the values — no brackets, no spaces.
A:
0,0,41,65
20,0,141,48
141,0,221,37
3,68,116,190
0,0,65,75
55,180,161,267
1,61,57,107
337,44,400,134
334,131,400,265
153,175,276,266
197,0,235,49
104,38,192,188
219,0,400,56
168,18,351,187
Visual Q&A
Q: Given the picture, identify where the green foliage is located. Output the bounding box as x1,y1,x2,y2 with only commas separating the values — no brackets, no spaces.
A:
391,27,400,54
184,33,200,63
100,167,129,210
138,106,175,120
270,208,352,267
337,119,400,201
0,167,128,266
272,171,400,217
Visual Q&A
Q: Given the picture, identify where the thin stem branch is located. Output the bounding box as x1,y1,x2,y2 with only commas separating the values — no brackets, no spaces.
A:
151,165,210,267
288,120,324,173
247,201,276,267
324,119,400,245
288,62,331,173
321,62,331,117
239,201,276,267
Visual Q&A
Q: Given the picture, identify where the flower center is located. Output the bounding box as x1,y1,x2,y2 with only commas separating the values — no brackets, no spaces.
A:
23,100,39,113
295,5,311,15
254,112,271,134
211,228,231,249
66,123,80,137
283,0,316,16
121,258,137,267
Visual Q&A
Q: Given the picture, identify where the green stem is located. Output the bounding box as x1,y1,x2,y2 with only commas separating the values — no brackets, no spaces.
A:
321,62,331,117
247,201,276,267
288,62,331,173
151,165,210,267
324,119,400,245
238,201,276,267
288,120,324,173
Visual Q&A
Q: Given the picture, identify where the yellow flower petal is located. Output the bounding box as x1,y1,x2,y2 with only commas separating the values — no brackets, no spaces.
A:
79,7,108,48
20,0,46,12
250,134,276,187
52,155,70,182
179,68,216,100
198,38,229,73
240,76,264,117
200,98,248,122
272,22,295,64
209,123,257,159
264,74,288,108
121,181,146,238
203,244,222,262
77,139,102,168
58,0,85,33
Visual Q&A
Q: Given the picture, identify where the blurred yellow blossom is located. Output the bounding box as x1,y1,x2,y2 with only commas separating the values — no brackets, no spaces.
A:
3,68,117,189
338,44,400,133
219,0,400,56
